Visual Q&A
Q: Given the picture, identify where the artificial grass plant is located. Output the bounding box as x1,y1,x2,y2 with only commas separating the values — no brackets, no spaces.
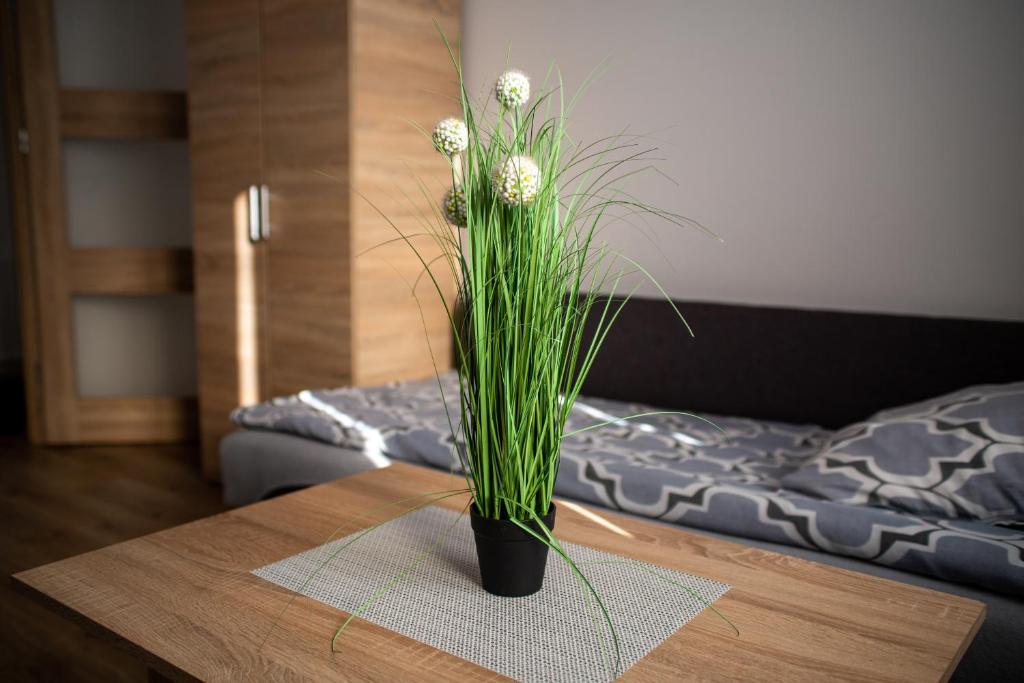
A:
415,40,711,524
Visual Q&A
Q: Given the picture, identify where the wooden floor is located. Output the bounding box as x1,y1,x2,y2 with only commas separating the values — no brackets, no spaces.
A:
0,437,225,682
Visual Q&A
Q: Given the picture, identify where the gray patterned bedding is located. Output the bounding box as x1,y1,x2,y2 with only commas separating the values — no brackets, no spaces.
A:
232,372,1024,597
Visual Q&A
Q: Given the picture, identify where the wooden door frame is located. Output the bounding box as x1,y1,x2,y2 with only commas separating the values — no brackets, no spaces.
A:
0,0,39,439
1,0,196,444
2,0,73,441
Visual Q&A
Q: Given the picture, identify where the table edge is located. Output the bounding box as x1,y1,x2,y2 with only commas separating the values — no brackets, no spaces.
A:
11,462,992,682
939,602,986,683
10,571,199,683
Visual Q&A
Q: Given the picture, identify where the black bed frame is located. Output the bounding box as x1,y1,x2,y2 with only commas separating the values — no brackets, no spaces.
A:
580,298,1024,428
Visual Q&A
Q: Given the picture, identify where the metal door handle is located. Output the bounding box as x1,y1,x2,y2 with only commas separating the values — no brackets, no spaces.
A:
259,184,270,240
247,185,260,243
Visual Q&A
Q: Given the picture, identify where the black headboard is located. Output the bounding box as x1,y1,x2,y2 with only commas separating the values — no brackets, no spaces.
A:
581,298,1024,428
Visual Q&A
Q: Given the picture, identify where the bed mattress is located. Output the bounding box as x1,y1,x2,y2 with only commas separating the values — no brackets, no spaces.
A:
231,371,1023,597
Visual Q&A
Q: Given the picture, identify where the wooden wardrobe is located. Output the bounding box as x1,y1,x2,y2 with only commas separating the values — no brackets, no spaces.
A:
186,0,459,478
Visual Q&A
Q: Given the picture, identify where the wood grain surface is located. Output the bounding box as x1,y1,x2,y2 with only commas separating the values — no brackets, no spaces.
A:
9,0,77,441
349,0,460,387
14,463,984,682
259,0,352,399
0,1,43,440
69,248,194,294
184,0,265,476
73,397,198,444
59,89,188,139
186,0,461,478
0,438,224,682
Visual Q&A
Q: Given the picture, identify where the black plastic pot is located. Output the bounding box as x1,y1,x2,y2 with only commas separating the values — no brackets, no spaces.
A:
469,503,557,597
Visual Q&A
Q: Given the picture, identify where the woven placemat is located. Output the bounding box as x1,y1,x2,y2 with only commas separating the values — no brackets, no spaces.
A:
254,505,730,682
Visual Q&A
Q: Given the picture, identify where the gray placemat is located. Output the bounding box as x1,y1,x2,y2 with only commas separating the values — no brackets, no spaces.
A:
254,504,730,682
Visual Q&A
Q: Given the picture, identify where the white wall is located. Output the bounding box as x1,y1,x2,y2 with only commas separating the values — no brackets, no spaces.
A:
463,0,1024,321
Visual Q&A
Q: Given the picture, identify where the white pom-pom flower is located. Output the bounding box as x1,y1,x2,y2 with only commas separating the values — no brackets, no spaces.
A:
495,70,530,108
493,156,540,206
432,118,468,156
443,186,467,227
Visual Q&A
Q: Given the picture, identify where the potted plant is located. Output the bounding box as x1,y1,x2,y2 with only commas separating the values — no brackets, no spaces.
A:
419,52,705,598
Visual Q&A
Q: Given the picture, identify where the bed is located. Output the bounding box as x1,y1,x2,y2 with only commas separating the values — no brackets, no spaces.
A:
222,298,1024,681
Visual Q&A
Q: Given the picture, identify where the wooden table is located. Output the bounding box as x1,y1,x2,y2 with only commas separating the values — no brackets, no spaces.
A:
13,463,984,681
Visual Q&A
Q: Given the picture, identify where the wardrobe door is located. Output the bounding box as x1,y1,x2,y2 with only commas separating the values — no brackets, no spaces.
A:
260,0,351,396
185,0,264,477
349,0,460,387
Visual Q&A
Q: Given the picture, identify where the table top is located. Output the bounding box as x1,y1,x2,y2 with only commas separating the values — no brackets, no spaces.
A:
14,462,984,682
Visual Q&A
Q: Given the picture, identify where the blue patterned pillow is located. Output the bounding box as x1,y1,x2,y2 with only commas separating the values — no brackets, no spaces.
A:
781,382,1024,521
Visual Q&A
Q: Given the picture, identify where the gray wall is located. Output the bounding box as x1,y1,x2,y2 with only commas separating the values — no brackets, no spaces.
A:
463,0,1024,321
